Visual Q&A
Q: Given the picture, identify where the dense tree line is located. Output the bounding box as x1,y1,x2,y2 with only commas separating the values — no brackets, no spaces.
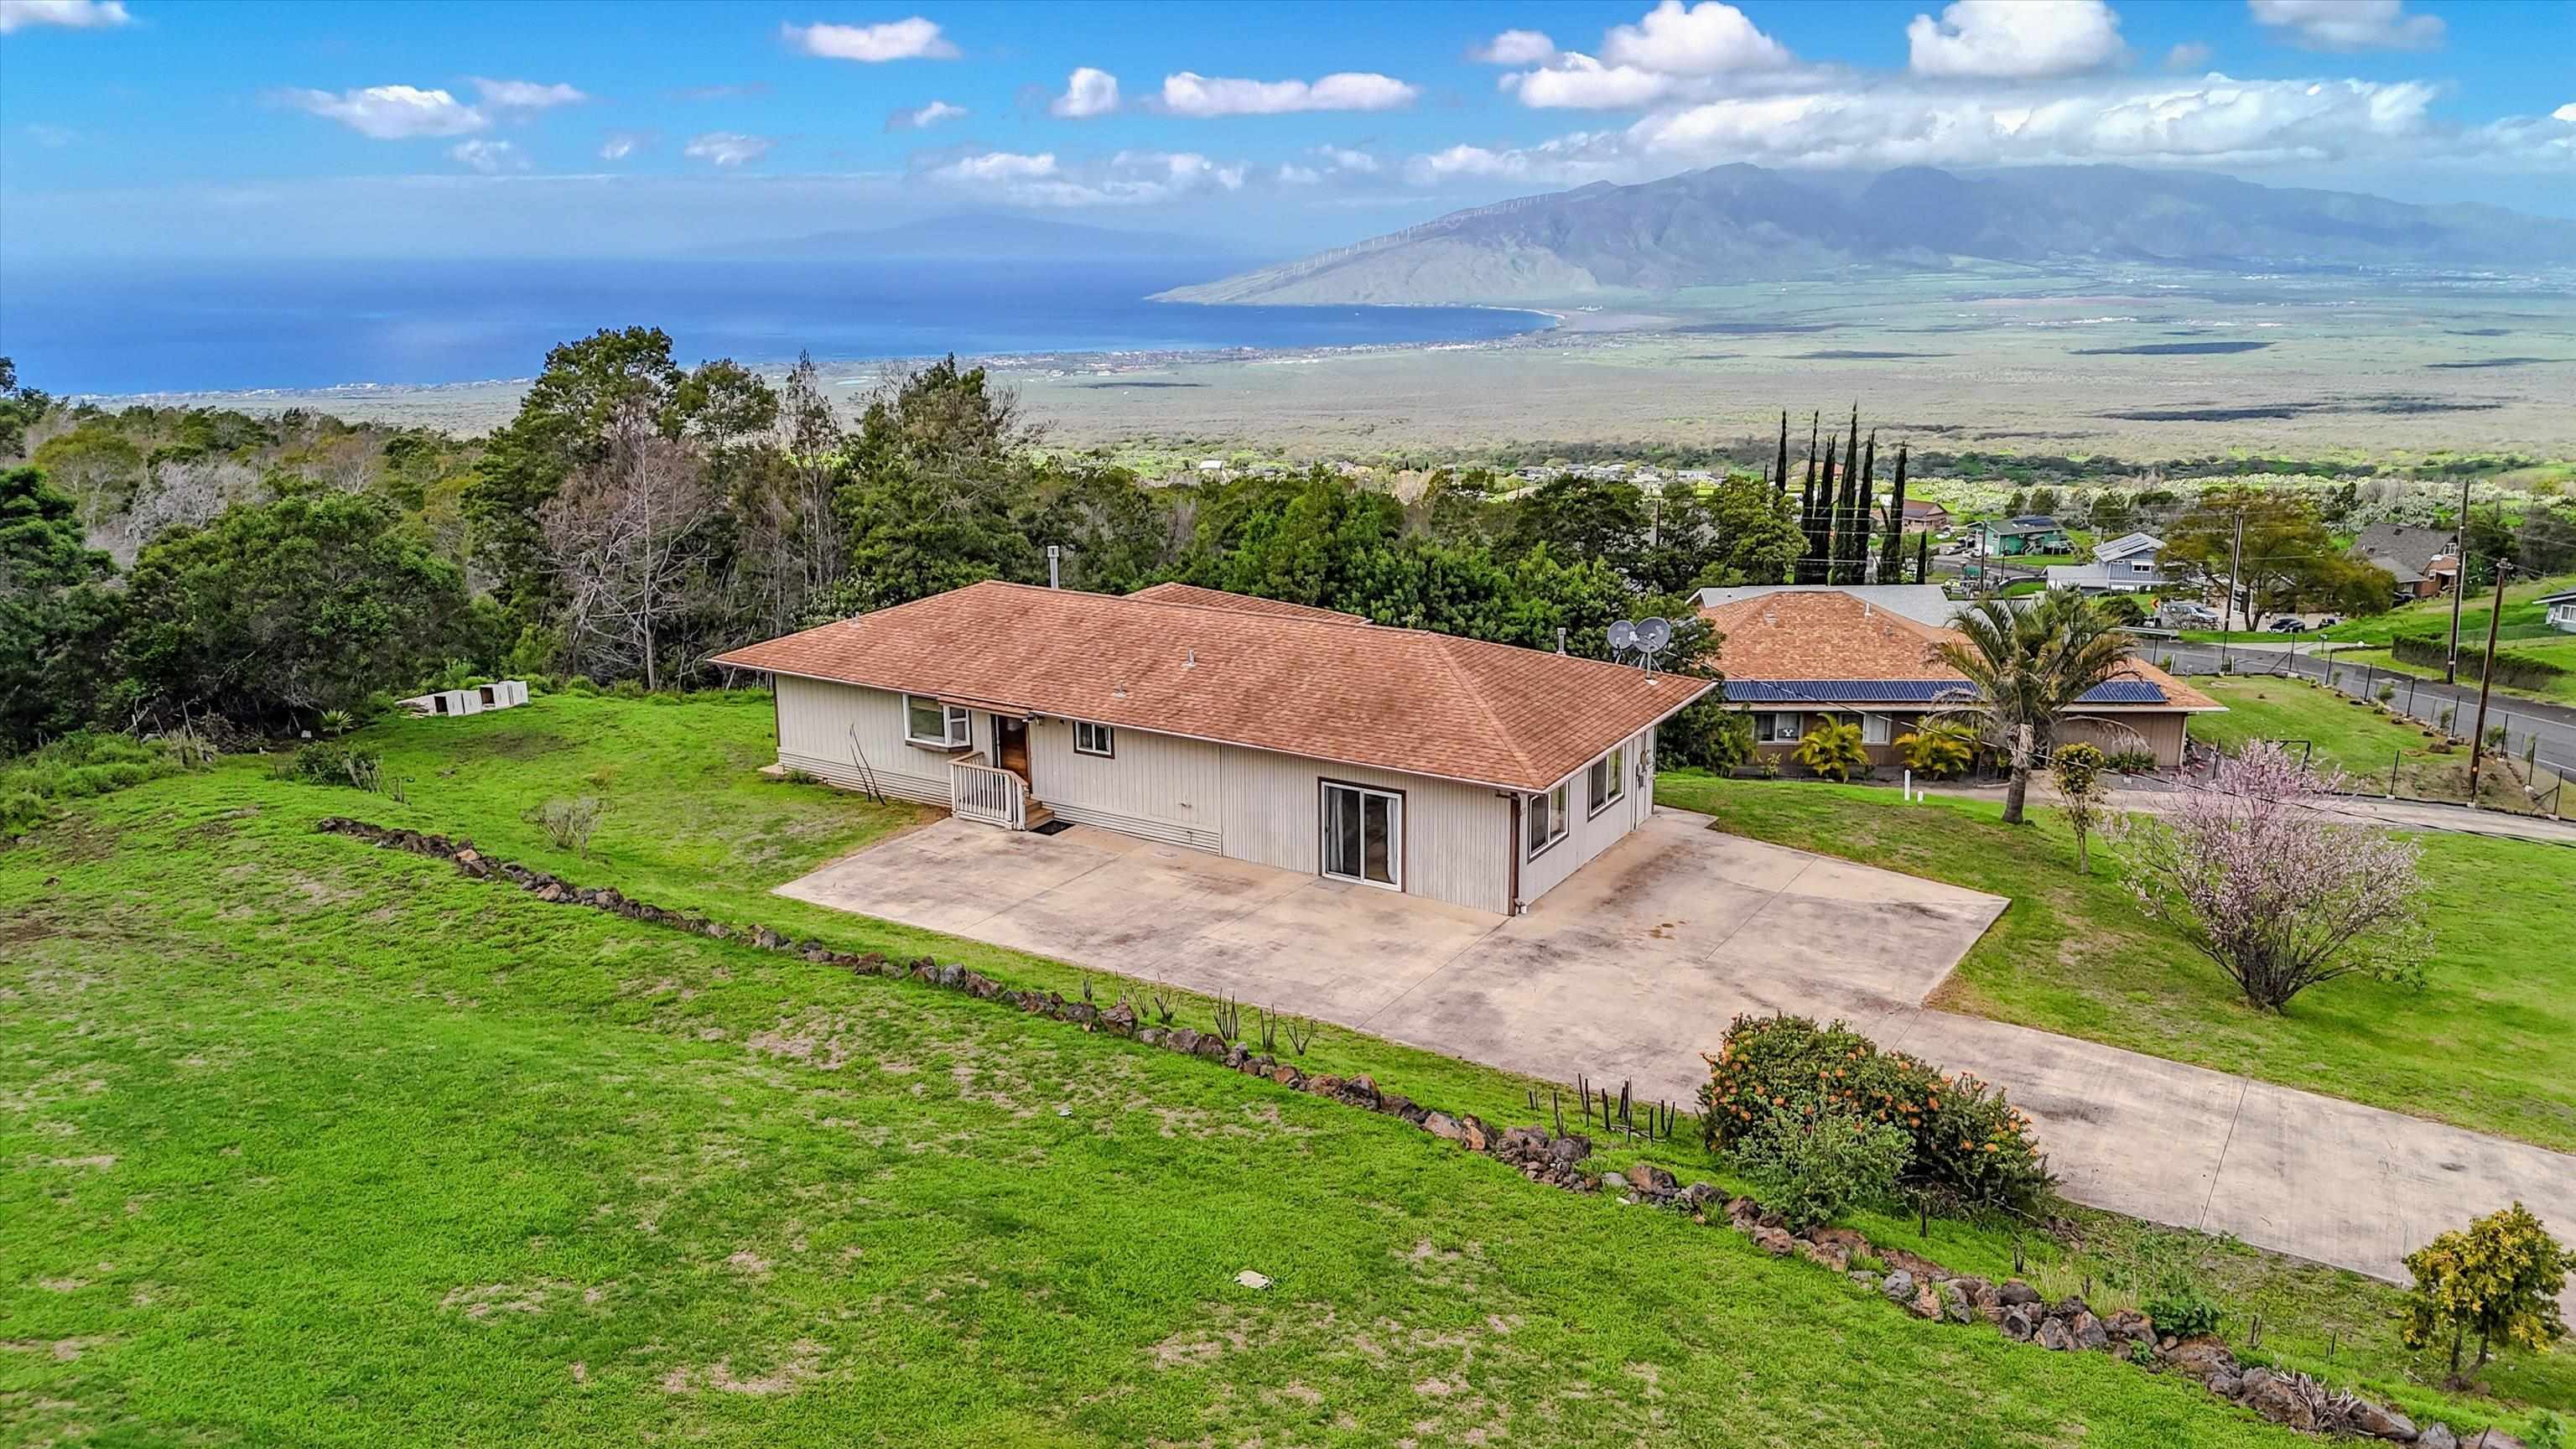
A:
8,335,2569,761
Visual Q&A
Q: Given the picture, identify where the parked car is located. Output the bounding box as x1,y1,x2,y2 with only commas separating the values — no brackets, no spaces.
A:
2156,603,2221,628
2265,617,2309,633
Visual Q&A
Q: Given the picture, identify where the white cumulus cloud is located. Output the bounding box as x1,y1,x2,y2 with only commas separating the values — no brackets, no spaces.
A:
1279,163,1323,184
448,139,525,174
279,85,488,140
1159,70,1419,117
1907,0,2125,79
930,148,1252,206
2247,0,2443,53
1472,29,1558,65
1504,52,1680,110
470,78,588,111
0,0,131,34
2164,41,2213,71
782,16,958,61
599,130,648,161
1052,66,1120,118
683,131,772,167
1313,144,1380,174
1602,1,1790,75
887,99,968,130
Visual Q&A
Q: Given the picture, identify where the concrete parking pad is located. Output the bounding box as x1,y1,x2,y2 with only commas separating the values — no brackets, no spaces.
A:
776,806,2576,1296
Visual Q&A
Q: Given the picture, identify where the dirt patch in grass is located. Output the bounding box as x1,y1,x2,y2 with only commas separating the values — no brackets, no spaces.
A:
661,1338,824,1396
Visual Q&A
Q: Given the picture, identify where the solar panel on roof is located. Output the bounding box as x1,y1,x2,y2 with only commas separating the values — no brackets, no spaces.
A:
1722,678,2173,706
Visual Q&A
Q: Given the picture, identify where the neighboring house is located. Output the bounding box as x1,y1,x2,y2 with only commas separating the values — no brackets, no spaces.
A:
2538,588,2576,633
1964,519,2074,556
1875,498,1952,533
1694,583,1956,629
2045,532,2168,593
711,581,1711,916
1699,589,2222,770
2349,523,2459,600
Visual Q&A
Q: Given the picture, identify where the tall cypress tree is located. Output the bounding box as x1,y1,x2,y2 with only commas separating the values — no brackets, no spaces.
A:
1805,437,1836,584
1914,527,1929,586
1843,430,1875,584
1879,442,1910,582
1774,410,1790,496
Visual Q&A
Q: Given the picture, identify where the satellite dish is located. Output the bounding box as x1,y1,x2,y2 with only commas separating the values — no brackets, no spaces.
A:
1634,616,1673,654
1607,620,1639,652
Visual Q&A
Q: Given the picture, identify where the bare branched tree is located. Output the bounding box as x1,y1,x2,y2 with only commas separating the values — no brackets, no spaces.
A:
540,407,715,689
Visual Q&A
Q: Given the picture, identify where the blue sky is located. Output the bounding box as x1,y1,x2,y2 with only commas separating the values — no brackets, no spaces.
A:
2,0,2571,258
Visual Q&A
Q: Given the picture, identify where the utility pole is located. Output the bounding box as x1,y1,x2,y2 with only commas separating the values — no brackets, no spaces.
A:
2465,560,2510,805
2445,474,2470,683
2225,510,2246,634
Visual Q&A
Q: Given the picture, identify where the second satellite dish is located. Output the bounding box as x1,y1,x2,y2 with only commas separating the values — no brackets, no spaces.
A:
1607,620,1639,652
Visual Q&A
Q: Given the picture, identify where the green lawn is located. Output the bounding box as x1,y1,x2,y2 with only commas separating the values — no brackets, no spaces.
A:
1653,771,2576,1156
2314,573,2576,647
2319,636,2576,709
3,693,2569,1444
2186,673,2566,809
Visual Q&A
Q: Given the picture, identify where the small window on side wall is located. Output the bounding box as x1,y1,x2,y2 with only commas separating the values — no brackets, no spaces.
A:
1074,719,1114,757
1587,745,1624,816
904,694,971,747
1527,782,1568,858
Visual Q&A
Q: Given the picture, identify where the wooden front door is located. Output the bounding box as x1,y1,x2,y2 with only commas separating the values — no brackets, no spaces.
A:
994,715,1031,784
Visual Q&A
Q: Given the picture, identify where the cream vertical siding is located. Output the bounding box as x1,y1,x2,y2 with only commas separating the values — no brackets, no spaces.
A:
772,676,956,804
1518,729,1654,904
1027,715,1227,850
1216,745,1513,915
2054,712,2189,768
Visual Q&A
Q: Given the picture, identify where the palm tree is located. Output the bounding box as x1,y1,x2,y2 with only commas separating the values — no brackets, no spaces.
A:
1933,590,2135,825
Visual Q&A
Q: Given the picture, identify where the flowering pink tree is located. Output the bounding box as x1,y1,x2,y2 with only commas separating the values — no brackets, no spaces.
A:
2114,740,2429,1012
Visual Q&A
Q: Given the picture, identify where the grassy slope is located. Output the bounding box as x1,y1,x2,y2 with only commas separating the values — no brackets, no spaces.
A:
3,694,2566,1443
1653,771,2576,1156
2186,674,2565,808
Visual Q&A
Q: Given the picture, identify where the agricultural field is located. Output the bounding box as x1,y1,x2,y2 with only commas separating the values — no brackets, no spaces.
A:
8,693,2571,1445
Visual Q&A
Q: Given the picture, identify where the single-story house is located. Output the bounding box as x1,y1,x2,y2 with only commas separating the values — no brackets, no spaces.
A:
1699,589,2222,770
2537,588,2576,633
1876,498,1952,533
2349,524,2458,600
1694,583,1956,629
1964,519,2074,557
711,580,1711,916
2045,532,2168,594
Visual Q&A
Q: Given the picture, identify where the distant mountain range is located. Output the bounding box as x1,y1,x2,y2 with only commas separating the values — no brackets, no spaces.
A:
714,211,1254,263
1153,164,2576,306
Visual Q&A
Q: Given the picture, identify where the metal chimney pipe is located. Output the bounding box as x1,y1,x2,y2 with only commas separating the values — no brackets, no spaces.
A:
1047,545,1061,589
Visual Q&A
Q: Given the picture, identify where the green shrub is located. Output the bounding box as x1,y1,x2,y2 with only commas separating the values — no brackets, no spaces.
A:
1700,1013,2053,1215
2101,747,2158,775
1732,1104,1912,1230
1793,719,1871,782
0,731,202,832
1895,719,1977,779
285,741,383,791
2142,1275,2226,1340
610,678,647,699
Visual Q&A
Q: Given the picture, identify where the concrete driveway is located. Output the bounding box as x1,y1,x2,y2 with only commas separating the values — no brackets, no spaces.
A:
779,808,2576,1296
776,809,2007,1104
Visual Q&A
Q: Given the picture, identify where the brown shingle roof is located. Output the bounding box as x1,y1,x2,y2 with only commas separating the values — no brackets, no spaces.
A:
1126,581,1369,623
713,581,1711,792
1701,589,2223,712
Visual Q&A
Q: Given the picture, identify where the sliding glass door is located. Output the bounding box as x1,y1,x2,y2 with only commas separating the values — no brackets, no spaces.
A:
1319,782,1402,891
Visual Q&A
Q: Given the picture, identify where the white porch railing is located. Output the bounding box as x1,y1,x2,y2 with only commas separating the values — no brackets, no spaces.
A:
949,750,1026,830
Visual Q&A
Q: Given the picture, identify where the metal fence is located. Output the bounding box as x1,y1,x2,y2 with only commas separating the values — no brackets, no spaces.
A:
2152,641,2571,819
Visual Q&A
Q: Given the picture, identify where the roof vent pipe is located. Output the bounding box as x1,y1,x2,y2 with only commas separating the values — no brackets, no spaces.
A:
1047,544,1061,589
1182,648,1197,669
1555,627,1567,655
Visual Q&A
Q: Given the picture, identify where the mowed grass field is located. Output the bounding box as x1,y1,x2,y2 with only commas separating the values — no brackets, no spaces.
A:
3,693,2569,1444
1653,772,2576,1155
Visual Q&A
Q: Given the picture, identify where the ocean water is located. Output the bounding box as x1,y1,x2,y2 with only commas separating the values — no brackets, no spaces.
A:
0,257,1550,397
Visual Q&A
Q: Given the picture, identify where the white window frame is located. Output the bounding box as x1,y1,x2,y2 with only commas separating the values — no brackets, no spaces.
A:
1587,745,1625,818
903,693,972,748
1527,782,1570,859
1319,781,1404,891
1861,713,1893,746
1073,719,1115,758
1755,710,1804,744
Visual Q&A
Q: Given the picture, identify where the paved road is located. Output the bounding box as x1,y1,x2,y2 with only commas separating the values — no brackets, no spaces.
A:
785,808,2576,1305
2158,640,2576,792
1923,780,2576,844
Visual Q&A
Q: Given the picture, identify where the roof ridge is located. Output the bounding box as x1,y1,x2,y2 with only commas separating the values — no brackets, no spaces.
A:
1428,634,1544,786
